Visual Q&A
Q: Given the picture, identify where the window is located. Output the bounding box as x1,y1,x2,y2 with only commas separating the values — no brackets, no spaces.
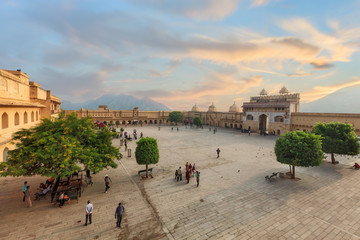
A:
246,115,254,121
2,113,8,129
14,112,20,125
31,111,34,122
24,112,28,124
36,111,39,121
274,116,284,122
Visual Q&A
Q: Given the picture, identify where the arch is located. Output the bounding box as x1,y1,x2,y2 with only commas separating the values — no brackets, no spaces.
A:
154,120,157,124
225,123,228,128
104,121,107,125
277,129,281,135
36,111,39,121
230,123,233,128
159,120,162,124
235,124,238,128
2,113,9,129
31,111,35,122
128,120,131,124
14,112,20,126
259,114,268,133
149,120,153,124
246,115,253,120
3,147,9,162
274,116,284,122
240,124,243,130
144,120,148,124
122,120,126,124
24,112,28,124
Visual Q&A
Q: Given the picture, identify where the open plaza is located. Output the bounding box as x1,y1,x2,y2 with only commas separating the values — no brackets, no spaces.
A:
0,125,360,240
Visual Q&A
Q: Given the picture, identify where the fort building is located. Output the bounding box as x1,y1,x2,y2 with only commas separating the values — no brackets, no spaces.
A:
0,69,60,162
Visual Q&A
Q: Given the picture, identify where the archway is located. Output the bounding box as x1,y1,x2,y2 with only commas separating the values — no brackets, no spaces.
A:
144,120,148,124
3,147,9,162
159,120,162,124
149,120,153,124
15,112,20,126
31,111,34,122
235,124,238,128
122,120,126,124
154,120,157,124
259,114,268,133
128,120,131,124
277,129,281,135
2,113,8,129
24,112,28,124
225,123,228,128
230,123,233,128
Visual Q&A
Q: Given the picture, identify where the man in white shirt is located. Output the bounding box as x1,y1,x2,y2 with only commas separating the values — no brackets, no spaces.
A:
85,200,93,226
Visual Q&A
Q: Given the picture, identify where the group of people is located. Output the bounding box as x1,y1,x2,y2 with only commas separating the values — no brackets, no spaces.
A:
175,162,200,187
22,177,55,207
84,200,125,228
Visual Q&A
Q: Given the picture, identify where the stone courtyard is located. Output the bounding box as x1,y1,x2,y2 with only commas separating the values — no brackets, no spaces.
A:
1,126,360,240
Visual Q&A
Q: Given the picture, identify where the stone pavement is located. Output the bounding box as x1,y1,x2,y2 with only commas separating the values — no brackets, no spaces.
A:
1,125,360,239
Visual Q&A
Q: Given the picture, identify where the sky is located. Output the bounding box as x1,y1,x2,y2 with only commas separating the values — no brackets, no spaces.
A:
1,0,360,111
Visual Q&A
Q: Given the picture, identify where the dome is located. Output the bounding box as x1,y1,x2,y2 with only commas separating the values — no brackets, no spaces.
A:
229,102,240,112
260,88,268,95
191,104,200,112
208,102,217,112
279,86,289,94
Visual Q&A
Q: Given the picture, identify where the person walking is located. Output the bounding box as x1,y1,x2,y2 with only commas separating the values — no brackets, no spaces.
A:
216,148,221,158
195,171,200,187
115,202,125,227
248,130,251,136
140,132,143,138
22,181,27,202
124,141,128,151
25,186,32,207
177,167,182,181
104,175,112,193
186,168,190,184
189,163,193,176
177,127,179,132
85,200,93,226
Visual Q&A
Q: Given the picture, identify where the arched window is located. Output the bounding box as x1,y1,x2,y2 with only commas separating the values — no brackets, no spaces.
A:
36,111,39,121
31,111,34,122
1,113,8,129
274,116,284,122
3,147,9,162
24,112,28,124
246,115,254,121
14,112,20,126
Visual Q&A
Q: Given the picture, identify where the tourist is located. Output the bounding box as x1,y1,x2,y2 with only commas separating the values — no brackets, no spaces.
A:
213,129,216,134
38,182,46,190
158,127,160,131
189,163,193,176
46,177,54,187
25,186,32,208
175,169,178,180
22,181,27,202
216,148,220,158
186,168,190,184
196,171,200,187
209,127,211,131
104,174,112,193
171,127,173,131
140,132,143,138
124,141,127,151
177,167,182,181
185,162,189,170
34,185,51,200
192,164,196,175
59,192,70,207
177,127,179,132
248,130,251,136
115,202,125,227
85,200,93,226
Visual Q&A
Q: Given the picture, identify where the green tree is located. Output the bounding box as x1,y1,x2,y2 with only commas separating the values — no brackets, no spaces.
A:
0,112,121,181
193,117,202,127
115,120,120,127
135,137,159,178
312,122,360,164
275,131,323,179
168,111,184,125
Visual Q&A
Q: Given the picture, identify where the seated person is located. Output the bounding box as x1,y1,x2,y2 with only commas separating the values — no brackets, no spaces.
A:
35,185,51,200
59,192,71,207
38,183,46,190
46,177,55,187
354,163,360,169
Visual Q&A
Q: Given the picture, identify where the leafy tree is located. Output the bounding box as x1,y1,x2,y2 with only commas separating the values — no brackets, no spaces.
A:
275,131,323,179
168,111,184,125
120,128,124,132
193,117,202,127
115,120,120,127
135,137,159,178
0,112,121,189
312,122,360,164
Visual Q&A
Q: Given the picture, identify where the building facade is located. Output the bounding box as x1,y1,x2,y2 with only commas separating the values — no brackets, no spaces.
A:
0,69,60,162
65,86,360,137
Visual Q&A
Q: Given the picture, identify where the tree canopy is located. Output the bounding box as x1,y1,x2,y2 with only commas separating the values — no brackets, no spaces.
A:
275,130,323,178
0,113,121,178
312,122,360,164
193,117,202,127
135,137,159,177
168,111,184,124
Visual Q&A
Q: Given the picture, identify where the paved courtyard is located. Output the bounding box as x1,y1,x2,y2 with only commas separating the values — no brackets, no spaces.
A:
1,126,360,239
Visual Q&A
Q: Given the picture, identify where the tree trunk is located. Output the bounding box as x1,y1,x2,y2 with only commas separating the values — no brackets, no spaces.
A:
51,177,61,203
331,153,336,164
146,164,148,178
289,165,292,174
292,165,295,179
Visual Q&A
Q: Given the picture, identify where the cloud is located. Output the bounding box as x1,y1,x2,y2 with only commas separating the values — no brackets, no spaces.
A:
251,0,272,7
302,77,360,102
149,60,181,77
313,71,336,80
310,62,334,70
131,0,240,21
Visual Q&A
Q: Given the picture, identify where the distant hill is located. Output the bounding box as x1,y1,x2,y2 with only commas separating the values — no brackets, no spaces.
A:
61,94,171,111
301,85,360,113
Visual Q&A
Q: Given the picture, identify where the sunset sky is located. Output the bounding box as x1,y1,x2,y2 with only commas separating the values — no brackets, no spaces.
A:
1,0,360,111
